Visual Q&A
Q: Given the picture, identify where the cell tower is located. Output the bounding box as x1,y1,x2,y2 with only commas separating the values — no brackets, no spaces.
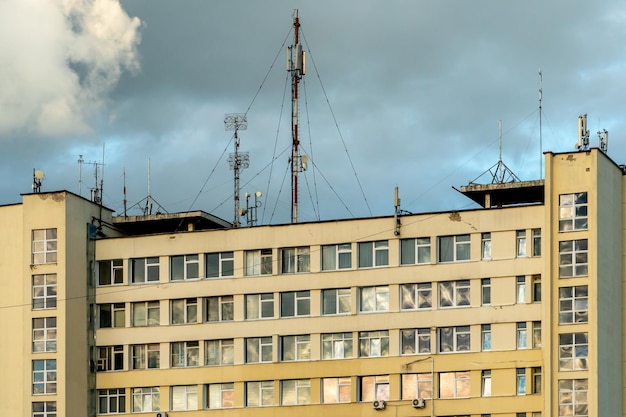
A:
225,113,249,228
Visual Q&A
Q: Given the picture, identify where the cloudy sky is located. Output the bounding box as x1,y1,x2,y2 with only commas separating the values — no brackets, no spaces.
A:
0,0,624,225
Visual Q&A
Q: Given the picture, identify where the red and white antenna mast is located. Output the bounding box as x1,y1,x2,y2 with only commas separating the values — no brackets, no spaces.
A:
287,10,306,223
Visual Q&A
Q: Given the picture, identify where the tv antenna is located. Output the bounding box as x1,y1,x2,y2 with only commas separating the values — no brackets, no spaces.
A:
598,129,609,153
538,69,543,178
576,114,590,151
77,147,105,204
240,191,262,227
469,120,521,185
225,113,249,228
32,169,44,193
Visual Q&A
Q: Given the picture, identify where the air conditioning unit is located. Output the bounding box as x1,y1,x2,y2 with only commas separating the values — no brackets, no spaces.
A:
372,400,386,410
155,412,168,417
412,397,426,408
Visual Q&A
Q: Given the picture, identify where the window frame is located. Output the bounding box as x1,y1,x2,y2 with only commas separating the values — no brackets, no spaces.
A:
131,300,160,327
207,383,235,409
131,387,160,413
482,370,492,397
205,339,234,366
438,234,470,263
558,332,588,371
322,288,351,315
516,276,526,303
280,379,311,405
170,254,199,281
280,246,311,274
131,343,160,370
171,385,198,411
359,375,390,402
438,371,470,399
32,228,57,265
481,324,491,351
97,345,124,372
400,237,431,265
32,359,57,395
401,373,433,400
322,332,353,360
357,240,389,268
481,232,491,260
400,283,432,310
171,298,198,325
205,295,234,322
517,322,527,349
170,341,199,368
558,379,588,417
559,239,588,278
359,330,390,358
359,285,389,313
32,274,57,310
558,286,588,324
322,377,352,404
532,229,541,256
246,293,275,320
246,381,274,407
558,192,588,232
245,337,273,363
98,303,125,328
245,249,273,276
438,280,470,308
280,291,311,317
516,230,527,257
321,243,352,271
32,401,57,417
400,328,431,355
98,259,124,286
97,388,126,414
438,326,470,353
280,334,311,361
205,251,234,278
32,317,57,353
130,257,160,284
517,368,526,395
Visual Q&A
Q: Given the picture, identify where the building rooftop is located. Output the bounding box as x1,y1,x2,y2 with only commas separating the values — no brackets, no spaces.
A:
457,179,545,208
112,210,231,235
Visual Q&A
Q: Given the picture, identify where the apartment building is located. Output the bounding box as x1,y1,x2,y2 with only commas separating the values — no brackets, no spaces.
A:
0,147,622,417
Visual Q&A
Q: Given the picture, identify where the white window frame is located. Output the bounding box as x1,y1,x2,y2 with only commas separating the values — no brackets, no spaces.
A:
322,377,352,403
438,234,470,262
481,232,491,260
357,240,389,268
205,339,234,366
322,288,351,315
171,298,198,324
32,274,57,310
482,370,492,396
280,334,311,361
246,337,273,363
401,328,430,355
359,375,389,402
130,257,160,283
321,243,352,271
482,324,491,351
32,317,57,353
245,249,273,276
131,301,160,327
280,247,310,273
32,359,56,395
359,330,389,358
438,326,470,353
517,322,527,349
205,251,234,278
97,388,125,414
131,387,159,413
170,254,199,281
532,229,541,256
517,276,526,303
280,379,311,405
558,332,588,371
516,230,527,257
207,383,235,409
32,228,57,265
558,379,588,417
246,381,274,407
439,371,470,399
280,291,310,317
558,286,588,324
559,192,588,232
171,341,199,368
438,280,470,308
402,373,433,400
97,345,124,371
98,259,124,286
517,368,526,395
400,237,431,265
246,293,274,319
322,332,353,360
131,343,160,370
171,385,198,411
481,278,491,305
205,295,234,322
400,283,432,310
532,321,542,349
359,286,389,312
98,303,125,328
559,239,588,278
32,401,57,417
532,367,542,394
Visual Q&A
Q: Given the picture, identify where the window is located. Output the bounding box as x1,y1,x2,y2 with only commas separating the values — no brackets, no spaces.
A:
32,274,57,310
280,291,310,317
439,326,470,353
206,339,234,366
246,293,274,319
98,389,125,414
359,375,389,402
130,257,159,283
246,381,274,407
32,359,56,394
401,373,432,399
358,240,389,268
322,377,351,403
532,275,541,302
400,283,432,310
517,276,526,303
99,303,125,328
559,192,588,231
131,344,160,369
171,341,199,367
481,278,491,305
132,387,159,412
400,237,431,265
206,251,234,278
246,337,273,363
482,324,491,351
438,234,470,262
359,286,389,312
170,254,199,280
32,402,56,417
171,385,197,411
401,328,430,354
98,259,123,285
207,383,234,409
558,379,588,417
322,288,351,315
481,232,491,259
245,249,273,276
482,370,492,396
281,379,311,405
532,367,542,394
438,280,470,308
559,286,588,324
97,346,124,371
517,322,527,349
32,228,57,264
171,298,197,324
321,243,352,270
439,371,470,398
517,368,526,395
559,333,588,371
559,239,588,277
132,301,160,327
205,296,233,322
322,332,353,360
532,229,541,256
281,335,311,361
32,317,56,353
280,247,310,273
359,330,389,357
516,230,527,257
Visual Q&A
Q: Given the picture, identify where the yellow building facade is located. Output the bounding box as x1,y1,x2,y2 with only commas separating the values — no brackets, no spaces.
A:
0,148,622,417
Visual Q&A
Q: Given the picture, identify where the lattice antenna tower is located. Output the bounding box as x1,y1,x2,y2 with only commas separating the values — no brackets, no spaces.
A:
225,113,249,228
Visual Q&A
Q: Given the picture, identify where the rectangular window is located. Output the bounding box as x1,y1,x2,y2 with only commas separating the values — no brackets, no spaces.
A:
97,346,124,371
281,335,311,361
532,367,542,394
532,275,541,302
205,296,234,322
280,247,310,273
171,385,197,411
400,237,431,265
401,373,432,400
517,368,526,395
559,286,588,324
245,249,273,276
246,337,273,363
246,381,274,407
516,230,527,257
482,233,491,259
131,387,159,412
32,401,56,417
207,383,234,409
130,257,159,283
359,330,389,357
205,339,234,366
439,326,470,353
438,234,470,262
32,317,56,353
438,280,470,308
359,286,389,312
322,288,351,315
32,359,56,394
400,283,432,310
98,388,125,414
32,274,57,310
517,322,527,349
517,276,526,303
322,377,351,403
131,344,160,369
99,303,125,328
98,259,123,286
131,301,160,327
482,324,491,351
401,328,430,355
359,375,389,402
281,379,311,405
439,371,470,398
280,291,310,317
170,254,199,281
559,239,588,277
558,379,588,417
559,192,588,231
171,298,197,324
532,321,542,349
246,293,274,319
559,333,588,371
532,229,541,256
32,228,57,264
482,370,492,396
171,341,199,367
321,243,352,270
481,278,491,305
205,251,234,278
358,240,389,268
322,332,353,359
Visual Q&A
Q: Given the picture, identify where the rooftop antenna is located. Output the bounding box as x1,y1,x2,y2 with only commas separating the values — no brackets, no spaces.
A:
538,69,543,178
144,159,153,215
78,152,104,203
123,168,127,217
576,114,589,151
78,154,84,195
225,113,249,228
469,120,521,185
287,9,307,223
32,169,44,193
598,129,609,153
240,191,262,227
